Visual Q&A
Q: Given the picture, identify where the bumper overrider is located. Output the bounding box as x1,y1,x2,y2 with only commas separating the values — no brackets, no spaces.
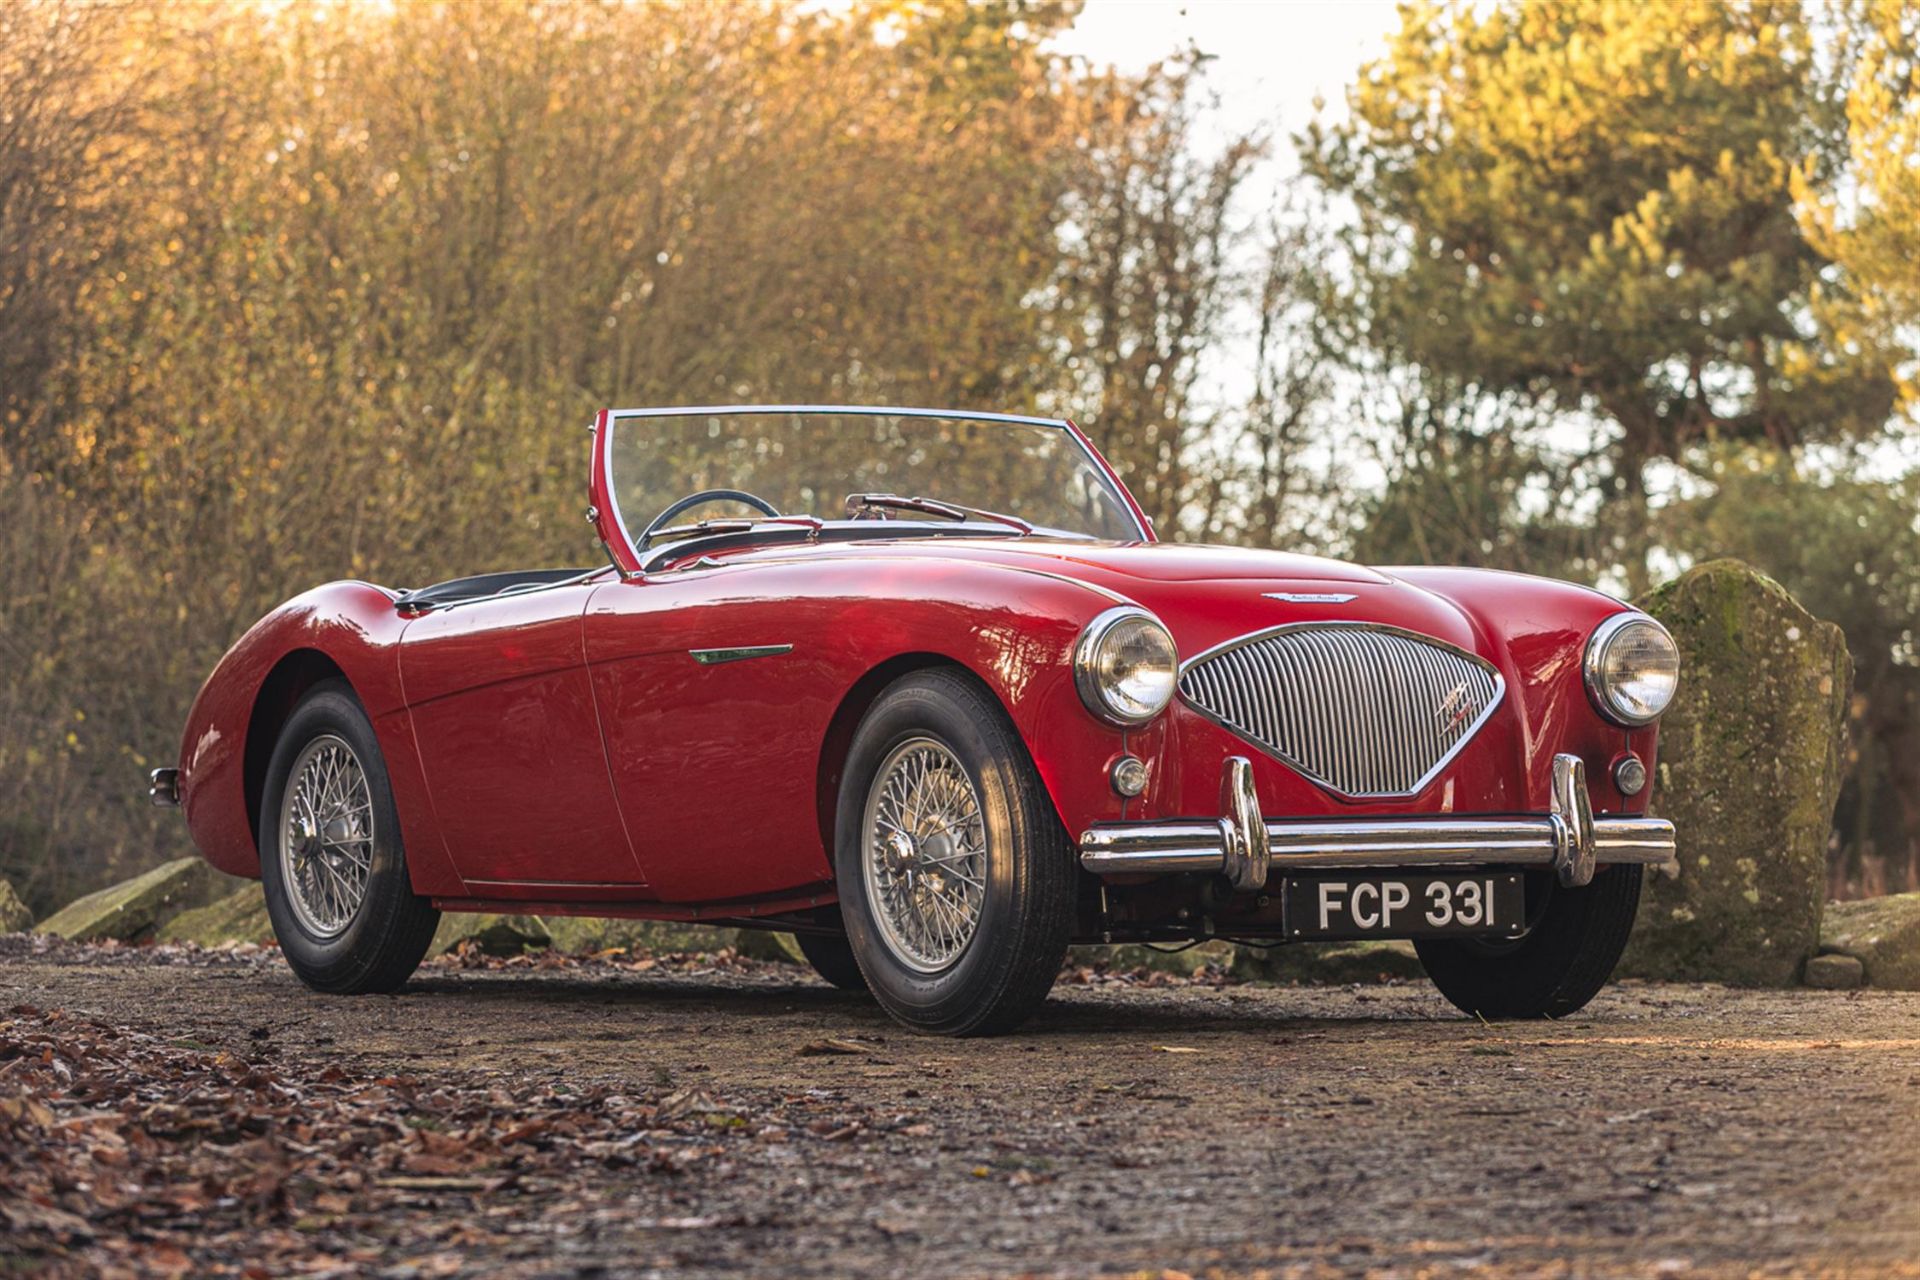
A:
1078,753,1675,893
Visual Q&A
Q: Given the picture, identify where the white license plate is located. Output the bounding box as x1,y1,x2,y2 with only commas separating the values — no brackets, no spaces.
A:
1280,873,1526,940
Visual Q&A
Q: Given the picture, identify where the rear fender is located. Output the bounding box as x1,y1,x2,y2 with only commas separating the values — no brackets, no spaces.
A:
176,582,463,893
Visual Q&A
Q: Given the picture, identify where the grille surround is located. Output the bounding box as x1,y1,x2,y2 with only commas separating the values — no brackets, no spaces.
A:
1178,623,1505,799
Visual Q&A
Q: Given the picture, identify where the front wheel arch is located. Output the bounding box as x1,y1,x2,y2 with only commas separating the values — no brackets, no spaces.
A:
815,654,1017,861
832,666,1076,1034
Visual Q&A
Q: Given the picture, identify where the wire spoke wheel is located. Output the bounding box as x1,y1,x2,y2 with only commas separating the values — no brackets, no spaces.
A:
277,733,375,939
861,736,987,973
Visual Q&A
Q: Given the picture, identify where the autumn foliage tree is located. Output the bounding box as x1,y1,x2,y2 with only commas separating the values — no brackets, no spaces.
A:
1797,0,1920,404
1304,0,1902,592
0,0,1242,908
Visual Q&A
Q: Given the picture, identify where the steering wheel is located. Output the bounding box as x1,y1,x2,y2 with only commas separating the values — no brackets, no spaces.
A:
637,488,781,550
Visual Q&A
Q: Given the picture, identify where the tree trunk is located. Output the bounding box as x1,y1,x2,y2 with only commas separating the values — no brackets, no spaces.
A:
1617,427,1653,598
1884,725,1920,894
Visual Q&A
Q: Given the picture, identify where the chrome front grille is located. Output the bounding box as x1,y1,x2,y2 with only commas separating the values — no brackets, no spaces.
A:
1178,624,1503,798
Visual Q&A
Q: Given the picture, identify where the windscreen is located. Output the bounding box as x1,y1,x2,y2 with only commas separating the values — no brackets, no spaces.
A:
605,408,1145,544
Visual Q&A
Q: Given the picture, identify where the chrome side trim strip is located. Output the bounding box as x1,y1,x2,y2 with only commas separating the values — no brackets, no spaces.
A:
1078,752,1675,891
690,644,793,665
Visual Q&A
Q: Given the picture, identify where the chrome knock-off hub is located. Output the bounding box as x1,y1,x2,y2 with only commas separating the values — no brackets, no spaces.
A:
861,737,987,974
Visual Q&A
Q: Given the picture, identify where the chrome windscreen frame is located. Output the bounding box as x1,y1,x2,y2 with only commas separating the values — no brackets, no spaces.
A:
597,405,1155,570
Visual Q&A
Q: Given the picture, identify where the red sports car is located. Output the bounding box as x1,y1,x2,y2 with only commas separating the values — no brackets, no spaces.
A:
152,406,1678,1035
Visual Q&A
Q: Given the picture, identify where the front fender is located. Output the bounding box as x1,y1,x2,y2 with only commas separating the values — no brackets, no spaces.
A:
1380,566,1659,814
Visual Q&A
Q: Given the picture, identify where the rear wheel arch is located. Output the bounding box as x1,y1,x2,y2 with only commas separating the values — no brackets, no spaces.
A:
243,649,353,853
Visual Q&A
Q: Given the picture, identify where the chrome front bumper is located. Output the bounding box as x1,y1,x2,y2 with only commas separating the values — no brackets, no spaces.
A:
1078,754,1675,892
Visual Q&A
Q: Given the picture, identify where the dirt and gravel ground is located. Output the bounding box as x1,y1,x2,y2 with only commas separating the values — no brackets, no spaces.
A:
2,936,1917,1278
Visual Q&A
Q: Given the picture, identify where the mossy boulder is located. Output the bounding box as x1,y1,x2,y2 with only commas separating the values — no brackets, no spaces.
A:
0,878,32,933
1819,893,1920,990
1232,940,1423,985
1073,940,1237,976
35,858,218,943
732,929,805,964
1619,560,1851,986
1802,952,1865,990
430,913,551,957
542,916,743,956
156,884,276,947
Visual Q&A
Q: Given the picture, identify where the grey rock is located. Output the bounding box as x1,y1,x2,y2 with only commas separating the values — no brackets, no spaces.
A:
0,878,32,933
34,858,217,943
1802,952,1865,990
1820,893,1920,990
155,884,276,947
1232,939,1423,985
732,929,805,964
538,916,739,957
1619,560,1851,986
1077,940,1237,977
430,913,551,957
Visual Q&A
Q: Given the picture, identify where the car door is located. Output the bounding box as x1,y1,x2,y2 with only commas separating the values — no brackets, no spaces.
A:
582,568,839,903
399,583,646,893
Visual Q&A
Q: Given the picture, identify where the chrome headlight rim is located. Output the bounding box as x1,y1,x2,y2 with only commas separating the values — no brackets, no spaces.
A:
1583,612,1679,728
1074,605,1178,727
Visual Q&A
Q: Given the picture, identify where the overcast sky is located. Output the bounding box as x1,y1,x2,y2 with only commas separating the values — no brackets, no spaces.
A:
1052,0,1403,177
1047,1,1405,455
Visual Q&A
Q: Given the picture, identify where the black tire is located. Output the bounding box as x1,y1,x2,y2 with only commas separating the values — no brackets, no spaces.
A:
1415,864,1643,1019
259,680,440,993
795,931,869,992
833,668,1074,1036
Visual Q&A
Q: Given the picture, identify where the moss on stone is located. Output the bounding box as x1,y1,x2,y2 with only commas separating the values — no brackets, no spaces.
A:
1619,560,1851,986
0,878,32,933
1075,939,1238,977
430,913,551,957
34,858,218,943
1232,939,1423,985
156,884,276,946
1820,893,1920,990
538,916,743,956
732,929,805,964
1802,952,1865,990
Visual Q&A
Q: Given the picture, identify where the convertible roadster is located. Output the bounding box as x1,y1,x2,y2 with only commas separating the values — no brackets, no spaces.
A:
153,406,1678,1035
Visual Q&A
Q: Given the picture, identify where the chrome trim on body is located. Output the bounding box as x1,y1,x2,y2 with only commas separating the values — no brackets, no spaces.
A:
1078,752,1676,892
1177,621,1505,800
1073,605,1177,727
607,403,1072,428
690,644,793,665
148,767,181,808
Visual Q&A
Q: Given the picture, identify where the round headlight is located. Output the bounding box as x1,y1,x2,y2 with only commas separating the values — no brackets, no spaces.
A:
1074,607,1178,726
1584,614,1679,727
